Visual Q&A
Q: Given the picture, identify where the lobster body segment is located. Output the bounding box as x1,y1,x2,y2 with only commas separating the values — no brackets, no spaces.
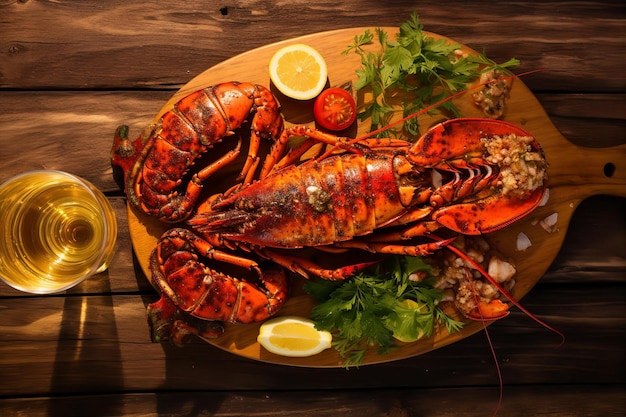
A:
194,151,430,248
191,118,547,249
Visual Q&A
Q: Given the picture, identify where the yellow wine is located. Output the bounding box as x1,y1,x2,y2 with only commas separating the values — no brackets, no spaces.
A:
0,171,117,293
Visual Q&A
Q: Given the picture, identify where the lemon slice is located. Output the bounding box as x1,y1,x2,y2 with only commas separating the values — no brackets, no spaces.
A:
392,299,427,343
269,44,328,100
257,316,332,357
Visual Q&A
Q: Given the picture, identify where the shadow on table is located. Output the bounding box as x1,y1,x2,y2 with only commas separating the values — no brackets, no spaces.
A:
47,273,125,417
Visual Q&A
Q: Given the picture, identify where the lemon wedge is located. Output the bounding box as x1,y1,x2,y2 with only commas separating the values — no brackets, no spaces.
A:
268,43,328,100
257,316,332,357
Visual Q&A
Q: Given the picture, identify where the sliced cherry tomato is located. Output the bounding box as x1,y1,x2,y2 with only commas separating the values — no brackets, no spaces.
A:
313,87,357,131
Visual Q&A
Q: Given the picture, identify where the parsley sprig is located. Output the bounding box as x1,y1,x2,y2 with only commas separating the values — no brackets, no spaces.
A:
343,12,520,138
304,256,464,367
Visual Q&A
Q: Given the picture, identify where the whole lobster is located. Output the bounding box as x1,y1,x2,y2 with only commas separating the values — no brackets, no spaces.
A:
188,120,546,269
111,81,548,343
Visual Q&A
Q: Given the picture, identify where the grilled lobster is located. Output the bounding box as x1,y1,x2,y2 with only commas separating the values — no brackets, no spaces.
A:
111,81,548,343
148,119,546,341
186,118,546,275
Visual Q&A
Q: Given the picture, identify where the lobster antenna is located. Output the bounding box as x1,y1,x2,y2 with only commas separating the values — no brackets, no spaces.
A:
470,297,504,417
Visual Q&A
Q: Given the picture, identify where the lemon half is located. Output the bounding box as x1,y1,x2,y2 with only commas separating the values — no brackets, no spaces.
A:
257,316,332,357
269,44,328,100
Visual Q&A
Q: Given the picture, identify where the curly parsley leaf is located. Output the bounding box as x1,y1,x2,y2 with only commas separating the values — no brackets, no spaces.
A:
343,11,520,139
303,255,464,367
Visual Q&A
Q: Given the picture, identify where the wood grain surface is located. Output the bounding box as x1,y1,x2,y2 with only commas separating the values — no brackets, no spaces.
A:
0,1,624,416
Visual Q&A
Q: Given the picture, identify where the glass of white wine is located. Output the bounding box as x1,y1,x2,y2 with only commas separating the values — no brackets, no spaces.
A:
0,170,117,294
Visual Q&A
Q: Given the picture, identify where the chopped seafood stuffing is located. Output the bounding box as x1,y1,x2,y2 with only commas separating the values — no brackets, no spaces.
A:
473,69,512,119
427,236,516,318
482,133,548,199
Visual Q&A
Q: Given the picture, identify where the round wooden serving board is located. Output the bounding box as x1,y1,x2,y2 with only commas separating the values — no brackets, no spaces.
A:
126,28,626,367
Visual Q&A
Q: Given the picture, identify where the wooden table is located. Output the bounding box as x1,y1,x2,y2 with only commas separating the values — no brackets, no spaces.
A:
1,1,624,416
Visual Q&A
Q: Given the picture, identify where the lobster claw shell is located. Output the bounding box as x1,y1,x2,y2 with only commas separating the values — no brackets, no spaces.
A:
409,118,542,165
432,186,546,235
410,118,547,235
465,299,511,321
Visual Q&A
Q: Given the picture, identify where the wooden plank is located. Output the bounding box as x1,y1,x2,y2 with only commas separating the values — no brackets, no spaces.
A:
0,384,624,417
535,93,626,148
0,91,172,191
545,195,626,280
0,91,623,192
0,282,624,396
0,0,623,412
0,1,624,91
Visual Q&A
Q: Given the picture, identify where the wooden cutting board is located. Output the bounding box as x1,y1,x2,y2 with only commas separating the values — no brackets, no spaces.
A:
125,27,626,367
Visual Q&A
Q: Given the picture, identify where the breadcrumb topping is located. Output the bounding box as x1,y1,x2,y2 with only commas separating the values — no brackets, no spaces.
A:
428,236,516,318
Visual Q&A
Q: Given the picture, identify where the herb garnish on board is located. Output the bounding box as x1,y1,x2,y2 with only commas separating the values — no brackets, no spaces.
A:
304,256,464,367
343,12,520,138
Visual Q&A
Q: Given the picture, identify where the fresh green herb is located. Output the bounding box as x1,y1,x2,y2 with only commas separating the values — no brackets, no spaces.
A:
304,255,464,367
343,12,520,138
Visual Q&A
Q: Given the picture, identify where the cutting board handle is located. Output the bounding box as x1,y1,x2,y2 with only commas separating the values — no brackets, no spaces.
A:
548,142,626,199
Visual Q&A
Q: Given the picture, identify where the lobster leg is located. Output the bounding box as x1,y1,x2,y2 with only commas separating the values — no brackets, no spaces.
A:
261,126,377,177
260,128,307,179
333,238,455,257
258,248,379,281
261,136,325,178
194,137,243,185
147,294,225,345
370,220,442,242
260,126,341,177
155,227,259,272
206,82,284,185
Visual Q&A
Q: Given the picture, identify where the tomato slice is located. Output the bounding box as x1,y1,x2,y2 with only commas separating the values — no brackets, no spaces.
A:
313,87,357,131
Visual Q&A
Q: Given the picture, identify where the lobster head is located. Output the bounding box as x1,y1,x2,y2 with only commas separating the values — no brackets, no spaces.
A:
408,118,548,235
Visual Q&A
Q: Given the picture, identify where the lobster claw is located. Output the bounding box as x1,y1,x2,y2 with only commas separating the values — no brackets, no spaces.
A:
465,299,511,321
147,294,225,345
432,186,546,235
409,118,539,165
409,118,548,235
